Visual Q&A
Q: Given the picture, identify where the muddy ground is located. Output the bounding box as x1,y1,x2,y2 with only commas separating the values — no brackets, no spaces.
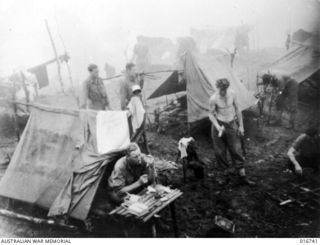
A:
0,45,319,237
148,124,320,237
0,110,319,238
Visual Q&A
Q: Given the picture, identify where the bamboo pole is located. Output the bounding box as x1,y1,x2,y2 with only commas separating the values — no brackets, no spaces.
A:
0,98,79,116
44,19,64,93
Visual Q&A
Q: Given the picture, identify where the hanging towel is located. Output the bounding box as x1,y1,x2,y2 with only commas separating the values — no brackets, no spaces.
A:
96,111,130,154
178,137,194,159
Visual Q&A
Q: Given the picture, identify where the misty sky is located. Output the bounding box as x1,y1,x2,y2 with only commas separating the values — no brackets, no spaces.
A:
0,0,319,84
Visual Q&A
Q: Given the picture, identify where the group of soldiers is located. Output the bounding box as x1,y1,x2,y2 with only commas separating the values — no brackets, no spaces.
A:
81,62,152,203
81,62,144,112
260,74,319,176
80,61,319,205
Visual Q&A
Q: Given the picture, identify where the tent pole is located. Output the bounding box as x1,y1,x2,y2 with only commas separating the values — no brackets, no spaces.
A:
54,15,79,107
44,19,64,93
66,61,80,108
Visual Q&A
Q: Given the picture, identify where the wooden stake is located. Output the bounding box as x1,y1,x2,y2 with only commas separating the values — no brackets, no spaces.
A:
44,19,64,93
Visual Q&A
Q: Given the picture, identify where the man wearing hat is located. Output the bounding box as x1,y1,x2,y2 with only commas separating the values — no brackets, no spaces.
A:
126,84,150,154
81,64,110,110
209,78,255,185
127,84,146,135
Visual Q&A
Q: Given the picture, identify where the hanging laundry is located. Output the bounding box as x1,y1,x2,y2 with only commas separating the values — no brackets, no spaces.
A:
28,65,49,89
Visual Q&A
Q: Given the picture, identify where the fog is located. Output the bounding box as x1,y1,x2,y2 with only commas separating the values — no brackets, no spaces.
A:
0,0,319,86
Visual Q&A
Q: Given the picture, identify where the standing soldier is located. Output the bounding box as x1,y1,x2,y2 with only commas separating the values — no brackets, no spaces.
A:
262,73,298,129
209,78,255,186
119,63,144,110
81,64,110,110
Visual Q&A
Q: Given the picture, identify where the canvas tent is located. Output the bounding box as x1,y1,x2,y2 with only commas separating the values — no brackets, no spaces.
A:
0,105,130,221
262,44,320,84
148,51,256,123
262,29,320,83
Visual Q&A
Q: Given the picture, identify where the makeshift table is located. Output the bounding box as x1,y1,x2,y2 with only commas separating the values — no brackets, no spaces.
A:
109,185,183,237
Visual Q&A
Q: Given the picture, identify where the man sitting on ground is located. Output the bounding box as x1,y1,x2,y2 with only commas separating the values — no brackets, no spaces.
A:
287,127,320,175
108,143,156,203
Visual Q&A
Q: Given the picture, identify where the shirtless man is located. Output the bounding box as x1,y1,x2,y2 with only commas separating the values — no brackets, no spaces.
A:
209,78,255,185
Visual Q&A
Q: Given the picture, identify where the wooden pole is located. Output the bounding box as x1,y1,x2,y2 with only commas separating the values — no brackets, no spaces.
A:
102,69,183,81
55,16,79,107
64,58,80,108
12,79,20,141
169,202,179,237
0,209,77,230
44,19,64,93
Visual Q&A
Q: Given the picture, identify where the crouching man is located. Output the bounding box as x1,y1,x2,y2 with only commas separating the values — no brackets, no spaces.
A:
287,127,320,175
108,143,156,204
209,78,255,186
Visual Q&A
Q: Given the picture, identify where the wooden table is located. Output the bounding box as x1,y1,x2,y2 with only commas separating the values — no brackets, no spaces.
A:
109,186,183,237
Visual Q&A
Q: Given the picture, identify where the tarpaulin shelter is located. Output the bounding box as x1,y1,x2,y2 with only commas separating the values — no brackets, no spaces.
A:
148,51,256,123
262,44,320,84
148,71,185,99
0,104,130,221
262,29,320,84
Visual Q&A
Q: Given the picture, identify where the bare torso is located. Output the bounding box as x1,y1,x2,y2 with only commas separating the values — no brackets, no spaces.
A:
209,90,236,122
